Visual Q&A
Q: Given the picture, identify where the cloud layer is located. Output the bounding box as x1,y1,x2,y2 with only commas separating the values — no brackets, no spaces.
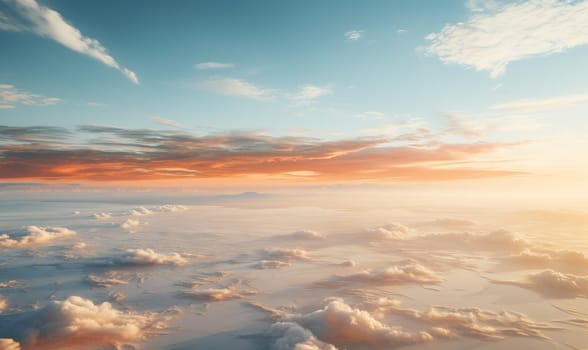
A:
0,226,76,248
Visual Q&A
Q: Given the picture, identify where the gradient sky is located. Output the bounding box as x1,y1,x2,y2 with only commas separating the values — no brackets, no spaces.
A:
1,0,588,185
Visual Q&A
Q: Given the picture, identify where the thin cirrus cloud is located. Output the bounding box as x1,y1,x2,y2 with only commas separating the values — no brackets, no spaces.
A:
425,0,588,77
194,61,235,70
344,30,364,41
289,85,332,106
0,83,60,109
201,77,275,101
0,0,139,84
490,93,588,113
0,125,522,182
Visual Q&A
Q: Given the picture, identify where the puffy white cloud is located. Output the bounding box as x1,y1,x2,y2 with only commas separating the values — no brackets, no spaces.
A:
0,0,139,83
426,0,588,77
288,298,434,348
118,248,188,266
158,204,188,212
195,62,235,70
364,223,410,241
129,207,153,216
121,219,141,233
284,230,324,240
202,78,275,101
0,226,76,248
3,296,168,349
92,212,112,220
344,30,364,41
270,322,338,350
505,249,588,274
493,270,588,299
0,280,19,289
262,248,311,262
318,263,441,288
415,229,529,252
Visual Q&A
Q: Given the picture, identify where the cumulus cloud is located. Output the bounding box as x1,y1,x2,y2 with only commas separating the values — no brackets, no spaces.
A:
121,219,141,233
195,62,235,69
253,260,291,270
504,249,588,274
201,77,275,101
0,84,59,109
129,207,153,216
414,229,529,252
0,0,139,83
93,212,112,220
364,223,410,241
288,298,434,348
344,30,364,41
270,322,338,350
289,85,332,106
261,248,311,262
425,0,588,77
117,248,188,266
0,226,76,248
0,280,20,289
491,270,588,299
1,296,168,349
318,263,441,288
282,230,324,240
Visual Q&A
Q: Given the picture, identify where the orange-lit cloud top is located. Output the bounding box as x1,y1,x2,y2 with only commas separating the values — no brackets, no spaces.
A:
0,125,522,182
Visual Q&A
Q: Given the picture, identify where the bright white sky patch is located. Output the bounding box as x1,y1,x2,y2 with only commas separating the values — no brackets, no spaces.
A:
0,84,59,108
426,0,588,77
290,85,332,106
0,0,139,84
490,93,588,112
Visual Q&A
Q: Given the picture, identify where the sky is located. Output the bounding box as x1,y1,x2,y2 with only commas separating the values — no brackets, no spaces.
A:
1,0,588,188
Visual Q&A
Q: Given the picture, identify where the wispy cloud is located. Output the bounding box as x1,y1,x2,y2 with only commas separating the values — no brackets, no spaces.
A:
0,84,59,108
201,77,275,101
150,116,185,129
490,93,588,113
194,62,235,70
445,113,542,138
426,0,588,77
344,30,365,41
0,0,139,84
0,125,521,181
289,85,332,106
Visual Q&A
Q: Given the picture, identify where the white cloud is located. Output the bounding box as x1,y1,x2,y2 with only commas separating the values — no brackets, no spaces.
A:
195,62,235,70
0,84,59,108
318,263,441,288
0,226,76,248
426,0,588,77
0,0,139,84
180,287,257,302
253,260,291,269
490,93,588,113
86,273,129,288
202,77,275,101
289,85,332,106
261,248,311,262
121,219,141,233
493,270,588,298
270,322,338,350
118,248,188,266
445,113,543,138
4,296,168,349
93,212,112,220
344,30,365,41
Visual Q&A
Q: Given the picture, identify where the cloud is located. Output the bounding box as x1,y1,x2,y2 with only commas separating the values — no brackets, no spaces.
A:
93,212,112,220
445,113,542,138
0,280,20,289
344,30,364,41
490,93,588,113
317,263,441,288
117,248,188,266
0,339,20,350
195,62,235,70
1,296,168,349
491,270,588,299
261,248,311,262
0,296,7,313
283,230,324,240
201,78,275,101
180,287,257,302
86,272,129,288
0,226,76,248
0,0,138,83
504,249,588,274
253,260,291,270
414,229,529,252
287,298,434,348
270,322,338,350
0,84,59,108
121,219,141,233
425,0,588,77
0,125,522,182
289,85,332,106
150,116,185,129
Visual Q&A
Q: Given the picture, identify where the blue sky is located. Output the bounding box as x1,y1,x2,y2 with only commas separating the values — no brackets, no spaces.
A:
1,0,588,183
